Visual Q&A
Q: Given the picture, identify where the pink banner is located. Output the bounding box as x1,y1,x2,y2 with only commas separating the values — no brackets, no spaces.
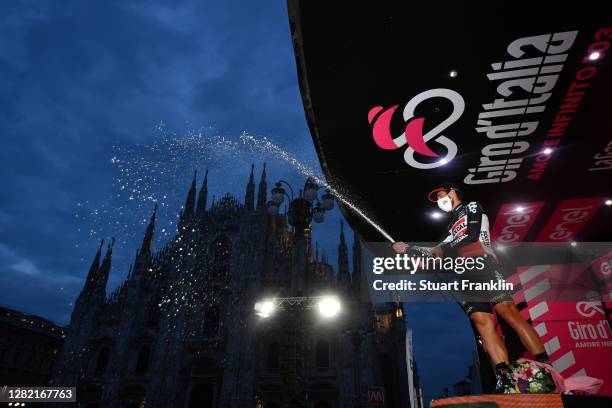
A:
533,319,612,393
506,263,612,395
508,264,600,309
592,253,612,305
490,201,545,244
601,283,612,305
496,198,610,394
591,252,612,282
535,198,603,242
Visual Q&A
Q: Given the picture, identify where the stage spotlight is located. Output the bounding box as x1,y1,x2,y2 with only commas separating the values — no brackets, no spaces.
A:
570,241,578,247
543,148,553,154
430,211,443,220
438,158,448,165
605,199,612,206
515,206,524,213
589,52,600,61
449,70,458,78
318,296,341,318
254,299,275,318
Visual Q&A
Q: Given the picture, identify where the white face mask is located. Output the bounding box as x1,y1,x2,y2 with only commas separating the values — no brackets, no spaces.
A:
437,196,453,212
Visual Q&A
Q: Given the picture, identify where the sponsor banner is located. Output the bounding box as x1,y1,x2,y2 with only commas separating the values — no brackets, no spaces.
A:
592,252,612,303
506,261,612,395
507,264,603,320
591,251,612,282
490,201,545,243
513,204,611,395
510,285,612,395
516,298,607,323
535,198,603,242
589,136,612,172
602,282,612,304
533,319,612,396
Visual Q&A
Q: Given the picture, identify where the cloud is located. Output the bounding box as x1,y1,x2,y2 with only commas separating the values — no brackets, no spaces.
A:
10,259,41,276
0,243,41,275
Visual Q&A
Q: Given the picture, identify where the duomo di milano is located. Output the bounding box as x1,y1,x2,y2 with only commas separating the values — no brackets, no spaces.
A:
52,165,416,408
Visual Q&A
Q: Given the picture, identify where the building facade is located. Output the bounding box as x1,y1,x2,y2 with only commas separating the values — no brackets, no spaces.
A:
52,166,411,408
0,306,65,387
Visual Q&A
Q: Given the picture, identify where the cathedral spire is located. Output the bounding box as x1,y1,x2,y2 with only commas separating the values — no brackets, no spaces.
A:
180,170,197,228
83,239,104,293
244,164,255,210
96,238,115,297
337,220,350,289
140,204,157,256
256,163,267,210
196,168,208,217
72,238,109,325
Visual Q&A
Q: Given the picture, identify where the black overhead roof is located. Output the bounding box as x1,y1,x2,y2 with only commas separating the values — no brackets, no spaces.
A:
288,0,612,243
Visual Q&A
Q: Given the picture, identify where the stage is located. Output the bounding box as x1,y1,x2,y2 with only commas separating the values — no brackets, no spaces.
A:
431,393,612,408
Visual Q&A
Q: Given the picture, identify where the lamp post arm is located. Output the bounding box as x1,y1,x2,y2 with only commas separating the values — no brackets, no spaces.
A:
277,179,295,201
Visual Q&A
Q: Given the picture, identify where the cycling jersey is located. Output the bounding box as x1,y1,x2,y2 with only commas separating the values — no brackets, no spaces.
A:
436,201,513,313
438,201,496,259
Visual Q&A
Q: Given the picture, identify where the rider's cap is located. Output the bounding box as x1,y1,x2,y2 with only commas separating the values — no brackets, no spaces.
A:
427,182,460,202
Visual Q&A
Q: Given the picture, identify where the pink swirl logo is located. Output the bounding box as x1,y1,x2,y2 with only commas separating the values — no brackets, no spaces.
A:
368,89,465,169
576,301,604,318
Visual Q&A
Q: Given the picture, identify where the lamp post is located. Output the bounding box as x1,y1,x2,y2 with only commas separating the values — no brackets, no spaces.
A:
254,296,342,408
267,177,335,228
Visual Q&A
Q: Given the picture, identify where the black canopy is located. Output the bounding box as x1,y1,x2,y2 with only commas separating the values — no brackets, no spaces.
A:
288,1,612,243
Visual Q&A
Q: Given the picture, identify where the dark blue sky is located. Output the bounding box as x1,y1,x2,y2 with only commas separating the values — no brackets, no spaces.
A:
0,0,474,402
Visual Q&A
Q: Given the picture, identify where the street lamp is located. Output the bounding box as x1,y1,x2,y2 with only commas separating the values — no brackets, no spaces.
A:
254,299,276,318
312,203,325,223
304,177,318,200
254,296,342,319
267,178,335,226
317,296,341,318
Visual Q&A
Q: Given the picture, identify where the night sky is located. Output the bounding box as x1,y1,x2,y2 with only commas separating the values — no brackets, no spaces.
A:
0,0,475,403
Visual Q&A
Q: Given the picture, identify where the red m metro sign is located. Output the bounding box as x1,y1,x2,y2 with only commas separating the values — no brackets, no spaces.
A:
368,386,385,406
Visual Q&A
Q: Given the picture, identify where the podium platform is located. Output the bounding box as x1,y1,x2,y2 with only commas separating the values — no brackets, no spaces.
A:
430,393,612,408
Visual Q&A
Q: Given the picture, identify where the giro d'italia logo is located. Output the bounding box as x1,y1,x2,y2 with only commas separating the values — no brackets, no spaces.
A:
368,88,465,169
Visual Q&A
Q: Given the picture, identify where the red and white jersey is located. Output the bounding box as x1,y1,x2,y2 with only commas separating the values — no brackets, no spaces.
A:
439,201,496,258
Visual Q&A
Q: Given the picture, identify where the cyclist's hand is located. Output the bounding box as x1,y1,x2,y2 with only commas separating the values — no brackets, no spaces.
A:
392,242,409,254
432,246,443,258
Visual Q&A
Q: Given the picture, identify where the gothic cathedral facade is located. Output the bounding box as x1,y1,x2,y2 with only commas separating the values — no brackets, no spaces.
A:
52,166,411,408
